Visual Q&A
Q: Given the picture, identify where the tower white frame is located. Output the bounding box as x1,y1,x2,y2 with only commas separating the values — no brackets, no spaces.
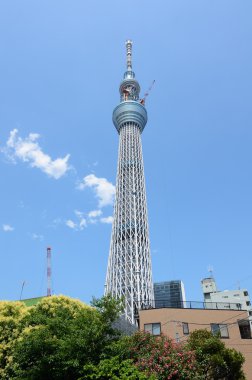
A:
105,41,154,325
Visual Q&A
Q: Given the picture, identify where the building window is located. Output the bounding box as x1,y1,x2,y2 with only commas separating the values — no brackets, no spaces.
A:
238,320,252,339
144,323,161,336
244,291,248,297
182,322,189,335
246,301,251,306
211,324,229,338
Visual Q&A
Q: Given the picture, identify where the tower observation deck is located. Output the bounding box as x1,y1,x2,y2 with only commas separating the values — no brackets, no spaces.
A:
105,40,154,325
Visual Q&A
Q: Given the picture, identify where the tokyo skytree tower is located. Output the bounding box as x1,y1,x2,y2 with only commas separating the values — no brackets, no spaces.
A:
105,40,154,325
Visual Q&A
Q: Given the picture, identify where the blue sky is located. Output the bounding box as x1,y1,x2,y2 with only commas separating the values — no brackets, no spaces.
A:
0,1,252,303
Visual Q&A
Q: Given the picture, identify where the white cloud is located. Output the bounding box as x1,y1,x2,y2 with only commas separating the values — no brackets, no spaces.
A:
32,233,44,241
100,216,113,224
74,210,83,218
2,129,70,179
88,218,98,224
66,219,77,229
3,224,14,232
66,207,113,230
50,218,63,228
75,210,87,230
79,218,87,229
18,201,25,208
78,174,115,207
88,209,103,218
66,212,87,231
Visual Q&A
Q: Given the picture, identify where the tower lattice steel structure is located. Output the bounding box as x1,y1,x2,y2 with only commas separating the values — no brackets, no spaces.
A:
105,40,154,325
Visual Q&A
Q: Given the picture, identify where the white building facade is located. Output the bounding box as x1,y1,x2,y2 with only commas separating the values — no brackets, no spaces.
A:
201,277,252,329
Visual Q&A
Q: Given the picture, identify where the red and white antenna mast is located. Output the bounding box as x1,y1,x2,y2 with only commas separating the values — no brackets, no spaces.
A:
47,247,52,296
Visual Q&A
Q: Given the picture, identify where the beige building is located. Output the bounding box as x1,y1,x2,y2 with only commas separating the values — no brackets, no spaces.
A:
139,306,252,378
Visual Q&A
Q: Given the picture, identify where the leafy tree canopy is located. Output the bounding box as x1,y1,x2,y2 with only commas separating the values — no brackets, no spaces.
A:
103,331,200,380
0,295,123,380
81,357,153,380
187,329,245,380
0,301,28,379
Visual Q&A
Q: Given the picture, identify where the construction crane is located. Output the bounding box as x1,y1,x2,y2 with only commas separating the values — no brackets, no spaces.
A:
140,80,155,105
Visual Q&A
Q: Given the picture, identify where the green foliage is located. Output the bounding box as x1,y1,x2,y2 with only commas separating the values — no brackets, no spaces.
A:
222,348,246,380
80,356,153,380
91,294,124,325
106,330,246,380
0,295,123,380
91,294,124,339
187,329,245,380
102,334,133,361
0,301,28,379
104,331,200,380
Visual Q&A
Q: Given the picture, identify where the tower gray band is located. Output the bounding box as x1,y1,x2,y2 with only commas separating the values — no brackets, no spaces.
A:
105,40,154,325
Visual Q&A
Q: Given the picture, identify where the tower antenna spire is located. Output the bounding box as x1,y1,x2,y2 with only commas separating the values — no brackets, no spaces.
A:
126,39,133,71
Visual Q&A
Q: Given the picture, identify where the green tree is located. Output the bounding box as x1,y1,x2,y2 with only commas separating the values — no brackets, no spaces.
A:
80,356,153,380
2,295,123,380
187,329,245,380
0,301,28,379
103,331,200,380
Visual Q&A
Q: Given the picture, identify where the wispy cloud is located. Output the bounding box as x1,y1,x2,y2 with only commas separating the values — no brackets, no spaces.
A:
31,233,44,241
74,210,83,219
18,201,25,208
2,129,70,179
77,174,115,207
2,224,14,232
75,210,87,229
87,209,103,224
79,219,87,229
66,219,78,230
66,211,87,231
87,161,98,169
88,209,103,218
49,218,63,229
65,208,113,230
100,216,113,224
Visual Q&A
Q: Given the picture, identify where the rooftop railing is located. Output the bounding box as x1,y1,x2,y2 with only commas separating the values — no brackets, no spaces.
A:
138,300,244,311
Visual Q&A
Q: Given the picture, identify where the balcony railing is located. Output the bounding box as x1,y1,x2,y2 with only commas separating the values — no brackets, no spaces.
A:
138,300,244,311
